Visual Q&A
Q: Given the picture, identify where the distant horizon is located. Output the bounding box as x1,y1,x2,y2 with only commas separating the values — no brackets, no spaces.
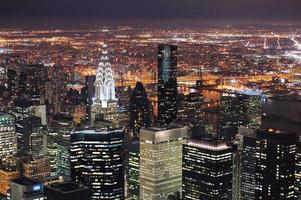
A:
1,18,301,29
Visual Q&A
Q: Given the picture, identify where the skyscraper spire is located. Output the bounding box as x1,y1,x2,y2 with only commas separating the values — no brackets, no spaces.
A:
91,43,119,126
94,44,116,108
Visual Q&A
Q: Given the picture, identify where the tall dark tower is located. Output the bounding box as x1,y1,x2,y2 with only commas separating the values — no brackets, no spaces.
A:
130,82,152,136
157,44,178,126
239,128,297,200
70,127,124,200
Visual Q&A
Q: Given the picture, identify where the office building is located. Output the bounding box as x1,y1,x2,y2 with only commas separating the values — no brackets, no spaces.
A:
182,138,235,200
22,157,51,181
9,178,44,200
130,82,152,135
295,137,301,199
20,64,48,104
84,75,96,122
157,44,178,126
0,114,17,162
70,126,124,199
6,69,18,98
91,44,118,126
239,128,297,200
139,125,187,200
128,137,140,199
219,90,262,140
52,114,74,178
178,91,205,137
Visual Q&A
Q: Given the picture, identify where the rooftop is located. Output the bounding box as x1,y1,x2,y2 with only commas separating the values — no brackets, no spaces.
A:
47,182,87,193
12,178,40,186
143,124,184,132
187,138,232,151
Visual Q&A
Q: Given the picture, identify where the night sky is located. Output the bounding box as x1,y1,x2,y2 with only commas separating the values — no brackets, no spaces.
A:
0,0,301,25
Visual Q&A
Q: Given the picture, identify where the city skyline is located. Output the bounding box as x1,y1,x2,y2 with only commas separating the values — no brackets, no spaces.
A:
0,1,301,200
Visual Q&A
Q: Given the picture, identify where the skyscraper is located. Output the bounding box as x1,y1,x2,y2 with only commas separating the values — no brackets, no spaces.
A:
219,90,262,140
22,64,48,104
8,65,48,104
47,114,74,177
157,44,178,126
130,82,152,135
178,91,205,137
182,138,235,200
139,125,187,200
91,44,118,125
295,137,301,199
70,126,124,199
6,69,18,98
52,114,75,178
84,75,96,122
239,128,297,200
13,96,34,155
0,114,17,163
128,137,140,199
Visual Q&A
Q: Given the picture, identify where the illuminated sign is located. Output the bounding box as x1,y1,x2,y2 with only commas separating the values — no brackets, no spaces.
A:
33,185,41,191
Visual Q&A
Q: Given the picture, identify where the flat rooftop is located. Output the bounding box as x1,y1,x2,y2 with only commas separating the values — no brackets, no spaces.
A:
187,138,233,151
143,124,184,132
48,182,88,193
12,178,40,186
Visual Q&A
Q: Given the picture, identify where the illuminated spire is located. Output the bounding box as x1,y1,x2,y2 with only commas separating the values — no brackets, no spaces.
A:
94,44,116,107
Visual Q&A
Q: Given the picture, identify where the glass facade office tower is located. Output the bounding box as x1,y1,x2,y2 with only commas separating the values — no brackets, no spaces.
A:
70,127,124,200
239,128,297,200
182,138,235,200
130,82,152,136
14,96,33,155
8,65,47,104
47,114,74,177
139,126,187,200
295,137,301,199
219,91,262,140
178,91,205,137
157,44,178,126
0,114,17,162
128,137,140,199
21,64,48,104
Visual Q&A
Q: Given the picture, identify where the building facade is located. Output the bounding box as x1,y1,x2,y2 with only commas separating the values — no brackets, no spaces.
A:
139,126,187,200
130,82,152,136
239,128,297,200
182,138,235,200
0,114,17,162
157,44,178,126
70,127,124,199
91,44,118,126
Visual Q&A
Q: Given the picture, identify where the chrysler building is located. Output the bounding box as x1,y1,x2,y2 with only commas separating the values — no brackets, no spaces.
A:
91,44,118,126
